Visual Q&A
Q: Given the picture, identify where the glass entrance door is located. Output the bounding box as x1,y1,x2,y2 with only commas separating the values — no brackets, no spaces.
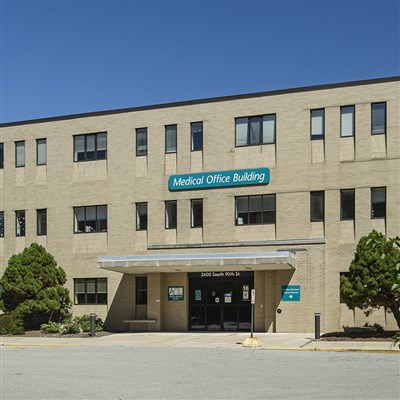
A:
189,272,253,331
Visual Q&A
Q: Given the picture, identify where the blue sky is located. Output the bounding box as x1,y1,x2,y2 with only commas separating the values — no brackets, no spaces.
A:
1,0,399,123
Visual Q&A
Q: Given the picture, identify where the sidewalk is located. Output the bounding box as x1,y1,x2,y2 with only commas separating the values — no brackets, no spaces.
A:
1,332,398,353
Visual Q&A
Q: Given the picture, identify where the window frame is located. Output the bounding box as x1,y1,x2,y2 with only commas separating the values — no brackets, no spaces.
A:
0,143,4,169
165,124,177,154
136,276,147,305
310,191,325,222
165,200,177,229
36,138,47,166
340,106,355,138
74,278,107,305
191,199,203,228
235,114,276,147
136,202,148,231
0,211,4,237
73,205,108,233
15,141,25,167
36,209,47,236
136,127,148,157
340,189,355,221
371,187,386,219
73,132,107,162
310,109,325,140
15,210,25,237
191,122,203,152
371,102,386,135
235,194,276,226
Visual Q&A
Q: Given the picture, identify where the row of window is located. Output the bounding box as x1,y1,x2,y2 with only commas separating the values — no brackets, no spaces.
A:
0,102,387,169
0,188,386,238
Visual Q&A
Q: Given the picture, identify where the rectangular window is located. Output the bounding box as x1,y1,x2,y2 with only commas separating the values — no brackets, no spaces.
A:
74,205,107,233
310,191,324,222
36,138,47,165
311,109,325,140
340,189,355,220
73,132,107,162
340,106,355,137
0,143,3,169
191,199,203,228
15,141,25,167
16,210,25,237
340,272,350,303
36,209,47,236
0,211,4,237
371,102,386,135
165,201,177,229
136,128,148,156
235,194,276,225
165,125,177,154
371,187,386,218
191,122,203,151
74,278,107,305
136,276,147,305
235,114,276,146
136,203,148,231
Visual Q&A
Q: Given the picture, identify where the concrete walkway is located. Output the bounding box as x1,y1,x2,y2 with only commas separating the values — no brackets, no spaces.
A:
1,332,399,353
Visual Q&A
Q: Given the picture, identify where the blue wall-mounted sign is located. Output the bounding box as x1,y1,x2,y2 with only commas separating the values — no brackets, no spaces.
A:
281,285,301,301
168,168,270,191
168,286,184,301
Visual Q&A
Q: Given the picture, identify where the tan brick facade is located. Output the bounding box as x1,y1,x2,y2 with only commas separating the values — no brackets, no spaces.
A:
0,77,399,333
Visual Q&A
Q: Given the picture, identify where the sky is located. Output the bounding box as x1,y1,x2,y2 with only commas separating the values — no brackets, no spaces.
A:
0,0,399,123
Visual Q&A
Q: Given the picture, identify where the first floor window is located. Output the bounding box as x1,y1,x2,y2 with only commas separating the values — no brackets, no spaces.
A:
0,211,4,237
165,125,177,153
136,276,147,305
235,114,276,146
36,138,47,165
340,189,355,220
37,209,47,236
371,102,386,135
165,201,177,229
74,205,107,233
74,278,107,304
340,106,355,137
136,128,148,156
236,194,276,225
191,199,203,228
15,141,25,167
74,132,107,161
16,210,25,237
0,143,3,169
310,191,324,222
191,122,203,151
371,187,386,218
311,109,324,140
136,203,148,230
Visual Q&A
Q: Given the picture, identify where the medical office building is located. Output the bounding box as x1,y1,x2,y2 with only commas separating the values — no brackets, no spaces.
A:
0,76,399,333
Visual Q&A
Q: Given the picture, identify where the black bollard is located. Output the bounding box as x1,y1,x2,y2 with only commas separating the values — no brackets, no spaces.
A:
314,313,321,340
90,313,96,337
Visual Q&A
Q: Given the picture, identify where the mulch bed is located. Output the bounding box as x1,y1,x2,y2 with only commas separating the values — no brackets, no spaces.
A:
2,330,114,338
320,331,398,342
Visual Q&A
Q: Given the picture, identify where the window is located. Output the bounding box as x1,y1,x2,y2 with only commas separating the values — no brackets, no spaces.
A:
136,128,147,156
310,191,324,222
371,187,386,218
165,201,177,229
191,122,203,151
0,212,4,237
235,114,276,146
236,195,276,225
136,203,148,231
311,109,324,140
371,103,386,135
191,199,203,228
36,138,47,165
15,141,25,167
136,276,147,305
165,125,177,153
74,205,107,233
37,209,47,236
340,272,350,303
16,210,25,237
340,189,355,220
74,278,107,304
73,132,107,162
0,143,3,169
340,106,355,137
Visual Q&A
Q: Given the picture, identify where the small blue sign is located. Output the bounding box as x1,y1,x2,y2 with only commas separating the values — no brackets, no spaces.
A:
168,286,184,301
168,168,270,191
281,285,301,301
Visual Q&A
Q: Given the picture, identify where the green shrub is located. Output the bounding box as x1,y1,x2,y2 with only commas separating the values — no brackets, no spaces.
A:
392,332,400,349
62,321,81,334
74,315,104,332
41,321,61,334
372,323,384,333
0,313,24,335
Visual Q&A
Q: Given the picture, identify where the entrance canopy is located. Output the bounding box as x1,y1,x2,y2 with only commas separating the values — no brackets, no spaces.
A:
98,251,296,274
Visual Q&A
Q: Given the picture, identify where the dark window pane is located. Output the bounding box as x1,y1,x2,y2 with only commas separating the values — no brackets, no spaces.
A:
191,200,203,227
166,201,177,229
136,277,147,305
136,203,148,230
16,210,25,237
249,117,262,144
136,128,148,156
191,122,203,151
311,109,324,139
340,190,355,220
0,143,3,169
0,211,4,237
371,103,386,134
371,187,386,218
37,209,47,236
311,192,324,222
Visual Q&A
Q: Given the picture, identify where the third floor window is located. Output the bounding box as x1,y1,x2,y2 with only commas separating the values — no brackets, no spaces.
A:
74,132,107,162
235,114,276,146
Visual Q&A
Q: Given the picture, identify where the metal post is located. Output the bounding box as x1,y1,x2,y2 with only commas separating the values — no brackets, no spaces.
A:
251,303,254,338
314,313,320,340
90,313,96,337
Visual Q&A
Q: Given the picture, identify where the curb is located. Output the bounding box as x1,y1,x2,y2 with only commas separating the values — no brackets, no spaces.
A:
257,347,400,354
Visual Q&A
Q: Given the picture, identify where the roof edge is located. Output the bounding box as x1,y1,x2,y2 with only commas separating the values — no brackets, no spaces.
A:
1,76,399,128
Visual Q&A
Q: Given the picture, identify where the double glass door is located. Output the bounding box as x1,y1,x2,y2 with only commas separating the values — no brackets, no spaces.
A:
189,272,253,331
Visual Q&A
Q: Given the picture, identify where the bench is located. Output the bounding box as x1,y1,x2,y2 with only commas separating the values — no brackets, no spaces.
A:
344,326,377,335
123,319,157,324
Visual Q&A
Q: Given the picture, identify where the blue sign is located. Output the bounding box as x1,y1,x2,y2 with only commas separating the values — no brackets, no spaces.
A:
168,286,184,301
281,285,301,301
168,168,270,191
